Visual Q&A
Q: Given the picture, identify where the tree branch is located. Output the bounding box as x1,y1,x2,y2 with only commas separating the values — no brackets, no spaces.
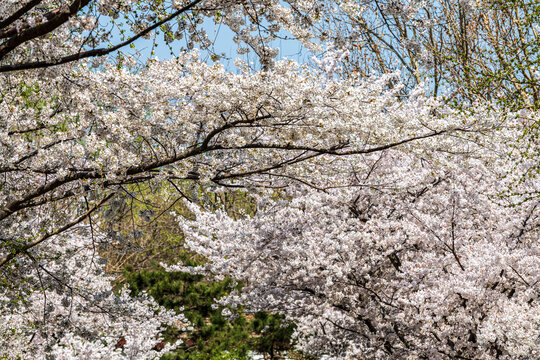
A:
0,0,92,60
0,0,43,32
0,192,113,268
0,0,203,72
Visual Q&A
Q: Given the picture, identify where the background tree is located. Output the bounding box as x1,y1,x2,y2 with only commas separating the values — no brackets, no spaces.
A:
1,7,467,355
316,0,540,109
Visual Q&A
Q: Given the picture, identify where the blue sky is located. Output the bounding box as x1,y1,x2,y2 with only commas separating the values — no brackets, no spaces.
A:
111,15,312,72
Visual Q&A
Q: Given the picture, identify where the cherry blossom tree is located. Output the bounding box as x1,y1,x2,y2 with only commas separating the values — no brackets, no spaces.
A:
172,106,540,359
2,1,539,359
1,48,484,357
0,1,333,357
1,228,189,359
0,0,324,72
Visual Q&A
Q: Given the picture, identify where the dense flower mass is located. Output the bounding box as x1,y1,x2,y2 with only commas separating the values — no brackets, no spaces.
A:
1,53,482,358
0,228,188,359
1,0,540,359
174,114,540,358
3,52,482,260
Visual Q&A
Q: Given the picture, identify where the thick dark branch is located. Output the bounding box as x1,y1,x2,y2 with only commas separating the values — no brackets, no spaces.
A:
7,124,47,135
0,193,113,268
1,130,451,221
215,141,348,154
0,0,92,60
449,199,465,271
213,129,454,157
19,174,153,211
337,129,451,155
212,151,321,183
0,143,210,221
200,114,272,149
0,0,203,72
0,0,43,31
0,171,94,221
514,202,538,242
